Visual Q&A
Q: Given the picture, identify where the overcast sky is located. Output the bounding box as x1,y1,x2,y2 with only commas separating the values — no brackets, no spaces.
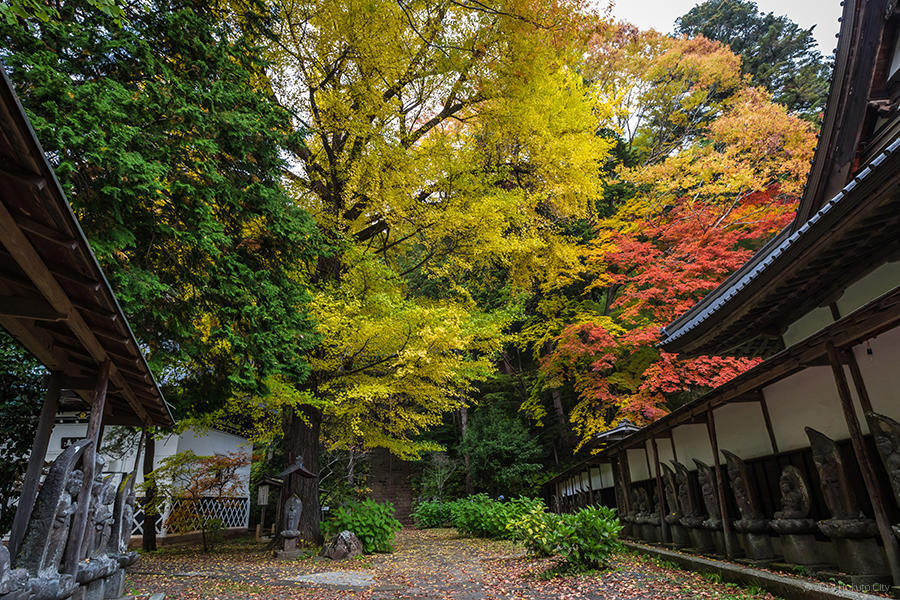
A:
607,0,844,55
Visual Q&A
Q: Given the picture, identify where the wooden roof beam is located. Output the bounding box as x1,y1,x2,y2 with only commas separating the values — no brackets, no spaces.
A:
0,197,149,423
0,295,67,321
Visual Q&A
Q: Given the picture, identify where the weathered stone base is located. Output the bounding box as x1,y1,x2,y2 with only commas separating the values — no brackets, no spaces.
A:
275,549,308,560
831,537,888,577
669,524,691,548
737,532,775,561
687,527,715,553
816,571,892,589
779,533,828,567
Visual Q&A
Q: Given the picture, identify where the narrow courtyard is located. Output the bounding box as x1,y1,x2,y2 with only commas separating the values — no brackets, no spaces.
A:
127,529,782,600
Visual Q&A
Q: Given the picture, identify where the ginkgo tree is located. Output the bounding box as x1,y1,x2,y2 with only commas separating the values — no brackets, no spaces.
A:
233,0,617,541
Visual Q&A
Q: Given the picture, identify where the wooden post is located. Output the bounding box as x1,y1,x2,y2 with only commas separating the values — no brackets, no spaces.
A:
758,392,780,455
706,408,735,558
63,361,110,575
586,467,595,506
619,450,633,515
9,372,61,557
651,437,669,544
142,426,158,551
668,433,679,463
826,341,900,585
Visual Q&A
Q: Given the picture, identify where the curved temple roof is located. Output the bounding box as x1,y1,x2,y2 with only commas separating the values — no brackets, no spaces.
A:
0,69,172,427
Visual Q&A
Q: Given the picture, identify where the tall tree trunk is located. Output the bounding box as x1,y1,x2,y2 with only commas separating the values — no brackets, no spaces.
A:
141,429,157,552
280,404,323,545
460,406,473,495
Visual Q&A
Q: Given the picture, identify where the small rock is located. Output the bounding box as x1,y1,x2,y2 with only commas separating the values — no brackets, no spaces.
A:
322,530,363,560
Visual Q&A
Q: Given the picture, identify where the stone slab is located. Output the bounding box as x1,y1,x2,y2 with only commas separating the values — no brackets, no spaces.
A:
288,570,376,589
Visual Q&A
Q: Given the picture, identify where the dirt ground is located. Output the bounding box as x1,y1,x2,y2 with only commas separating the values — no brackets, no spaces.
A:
126,528,783,599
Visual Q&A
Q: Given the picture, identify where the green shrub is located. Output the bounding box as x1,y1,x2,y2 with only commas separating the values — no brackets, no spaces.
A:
450,494,545,540
323,499,402,553
552,506,622,570
507,505,560,557
412,500,454,528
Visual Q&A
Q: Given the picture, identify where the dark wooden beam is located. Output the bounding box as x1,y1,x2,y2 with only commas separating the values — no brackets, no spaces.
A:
0,295,67,321
63,360,110,575
8,372,60,557
706,408,735,559
0,166,46,190
651,437,669,544
15,213,76,250
825,341,900,585
758,391,780,455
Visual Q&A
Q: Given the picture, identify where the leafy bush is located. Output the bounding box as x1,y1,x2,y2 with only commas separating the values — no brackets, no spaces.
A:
412,500,454,528
324,499,402,553
552,506,622,570
507,504,560,557
450,494,545,540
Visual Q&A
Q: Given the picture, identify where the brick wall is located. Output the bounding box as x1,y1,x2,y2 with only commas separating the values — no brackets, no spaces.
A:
368,447,415,526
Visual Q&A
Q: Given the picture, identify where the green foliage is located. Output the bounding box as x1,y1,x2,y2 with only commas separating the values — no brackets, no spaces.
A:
323,500,401,553
411,500,455,529
0,0,320,415
450,494,545,540
0,332,46,535
551,506,622,571
676,0,831,119
458,406,544,497
507,504,560,557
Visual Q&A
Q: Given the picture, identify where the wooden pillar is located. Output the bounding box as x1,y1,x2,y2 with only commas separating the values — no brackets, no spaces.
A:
826,341,900,585
586,467,595,506
619,450,633,514
142,426,158,551
63,361,110,575
668,433,679,463
706,408,735,558
651,436,669,543
758,392,780,455
9,372,61,557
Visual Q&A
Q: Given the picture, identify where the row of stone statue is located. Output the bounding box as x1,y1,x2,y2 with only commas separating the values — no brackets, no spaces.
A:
0,439,138,600
621,412,900,579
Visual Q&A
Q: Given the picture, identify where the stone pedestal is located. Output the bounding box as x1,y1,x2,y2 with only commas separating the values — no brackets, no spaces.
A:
682,516,715,553
666,517,691,548
819,518,887,577
771,518,827,567
734,519,775,563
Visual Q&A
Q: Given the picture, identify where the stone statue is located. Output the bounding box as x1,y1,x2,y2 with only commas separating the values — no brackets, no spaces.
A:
806,427,859,520
693,459,720,526
15,440,89,576
805,427,883,576
866,412,900,509
661,464,680,518
281,495,303,539
634,487,650,517
773,466,810,520
0,545,27,598
722,450,762,521
671,461,697,518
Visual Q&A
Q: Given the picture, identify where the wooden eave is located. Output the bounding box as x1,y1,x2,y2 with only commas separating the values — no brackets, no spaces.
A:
0,70,172,427
661,139,900,357
660,0,900,358
601,283,900,461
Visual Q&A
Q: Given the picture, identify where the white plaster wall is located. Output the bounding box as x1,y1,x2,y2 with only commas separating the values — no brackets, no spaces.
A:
782,306,834,348
627,448,651,482
836,261,900,317
44,421,250,493
850,326,900,421
711,401,774,460
670,424,713,469
760,366,858,451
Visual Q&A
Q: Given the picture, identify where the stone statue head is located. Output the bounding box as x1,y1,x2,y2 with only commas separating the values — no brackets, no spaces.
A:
775,465,811,519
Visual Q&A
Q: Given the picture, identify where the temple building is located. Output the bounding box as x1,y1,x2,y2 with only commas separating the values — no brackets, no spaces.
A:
548,0,900,589
0,67,173,599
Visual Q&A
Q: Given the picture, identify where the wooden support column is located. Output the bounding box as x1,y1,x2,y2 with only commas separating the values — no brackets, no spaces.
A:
586,467,595,506
706,408,735,558
825,341,900,585
651,437,669,543
668,432,679,463
619,450,633,515
63,360,110,576
9,372,61,557
758,391,780,455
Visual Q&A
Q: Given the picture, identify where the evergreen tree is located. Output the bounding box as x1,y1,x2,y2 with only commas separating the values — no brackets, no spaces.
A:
0,0,320,413
675,0,831,119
